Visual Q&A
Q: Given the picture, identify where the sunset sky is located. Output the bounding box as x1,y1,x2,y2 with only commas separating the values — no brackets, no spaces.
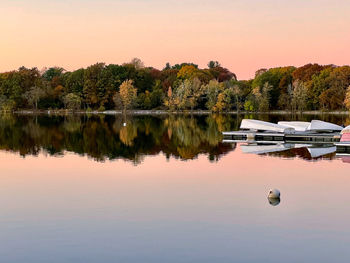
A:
1,0,349,79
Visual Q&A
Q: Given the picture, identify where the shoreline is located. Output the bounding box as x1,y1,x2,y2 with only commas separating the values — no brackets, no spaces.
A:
2,109,349,115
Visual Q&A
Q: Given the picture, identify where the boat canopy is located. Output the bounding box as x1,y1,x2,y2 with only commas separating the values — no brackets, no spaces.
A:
240,119,295,133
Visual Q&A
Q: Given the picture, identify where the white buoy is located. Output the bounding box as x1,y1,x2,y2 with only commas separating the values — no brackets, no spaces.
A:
268,189,280,199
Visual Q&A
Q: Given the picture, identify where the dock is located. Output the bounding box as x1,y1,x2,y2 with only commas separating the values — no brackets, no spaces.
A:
222,119,350,158
335,142,350,155
222,131,341,144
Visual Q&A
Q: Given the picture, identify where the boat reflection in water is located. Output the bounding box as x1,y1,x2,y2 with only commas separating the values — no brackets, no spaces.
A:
240,143,338,160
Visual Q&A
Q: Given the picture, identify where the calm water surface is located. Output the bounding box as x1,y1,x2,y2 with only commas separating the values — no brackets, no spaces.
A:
0,114,349,262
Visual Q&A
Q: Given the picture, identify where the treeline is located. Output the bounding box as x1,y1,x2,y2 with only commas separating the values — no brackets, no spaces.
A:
0,59,349,112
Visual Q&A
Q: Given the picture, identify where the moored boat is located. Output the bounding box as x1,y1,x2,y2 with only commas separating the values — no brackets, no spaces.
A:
306,120,343,133
277,121,311,132
240,119,295,133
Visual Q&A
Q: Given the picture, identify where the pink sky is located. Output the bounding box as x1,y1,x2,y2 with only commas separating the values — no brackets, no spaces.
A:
0,0,349,79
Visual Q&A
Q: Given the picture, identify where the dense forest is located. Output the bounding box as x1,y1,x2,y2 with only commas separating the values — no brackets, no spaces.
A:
0,58,350,112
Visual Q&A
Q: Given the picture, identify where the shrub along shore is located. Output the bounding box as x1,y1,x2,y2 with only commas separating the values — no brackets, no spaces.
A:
1,59,350,113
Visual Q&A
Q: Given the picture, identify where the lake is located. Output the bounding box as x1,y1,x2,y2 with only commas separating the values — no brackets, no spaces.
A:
0,113,349,262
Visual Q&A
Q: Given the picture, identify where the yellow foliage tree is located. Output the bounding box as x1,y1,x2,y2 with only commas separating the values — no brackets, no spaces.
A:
177,65,199,79
119,80,137,112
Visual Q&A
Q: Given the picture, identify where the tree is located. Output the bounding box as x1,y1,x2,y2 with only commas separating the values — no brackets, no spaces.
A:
63,93,81,110
208,61,220,69
83,63,105,108
202,80,225,111
119,79,137,112
252,67,295,109
170,78,203,110
344,86,350,110
127,58,144,69
42,67,64,82
112,92,123,110
64,68,84,95
252,82,272,112
291,80,308,113
209,66,237,82
319,86,345,110
23,86,45,109
164,86,178,111
0,95,15,111
214,88,233,112
164,63,171,70
177,65,199,80
292,63,327,82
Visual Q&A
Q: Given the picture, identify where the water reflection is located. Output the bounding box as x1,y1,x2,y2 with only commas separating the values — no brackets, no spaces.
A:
0,114,236,163
241,143,339,161
0,113,349,163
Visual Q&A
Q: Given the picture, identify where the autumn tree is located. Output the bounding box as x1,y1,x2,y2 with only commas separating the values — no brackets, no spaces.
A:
202,80,225,111
119,79,137,112
177,65,199,80
214,88,233,112
172,78,203,110
164,86,178,111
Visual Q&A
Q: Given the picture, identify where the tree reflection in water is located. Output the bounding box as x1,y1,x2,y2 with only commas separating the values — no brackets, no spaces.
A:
1,113,348,164
0,114,236,164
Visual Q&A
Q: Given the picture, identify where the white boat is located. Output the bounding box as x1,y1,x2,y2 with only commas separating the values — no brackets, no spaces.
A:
277,121,311,132
240,119,295,133
306,120,343,132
